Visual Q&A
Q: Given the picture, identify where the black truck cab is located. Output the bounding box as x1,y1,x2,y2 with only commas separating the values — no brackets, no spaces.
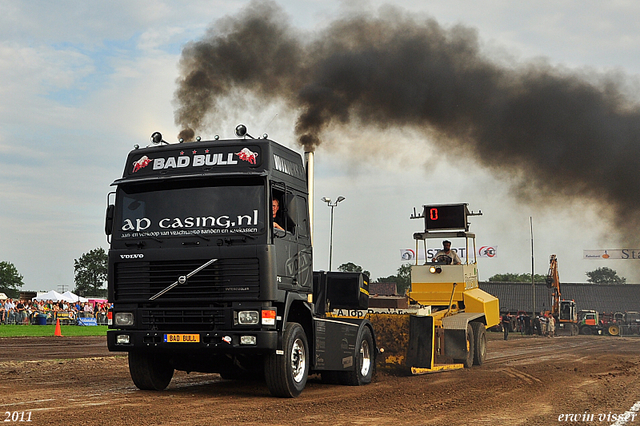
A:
106,130,373,397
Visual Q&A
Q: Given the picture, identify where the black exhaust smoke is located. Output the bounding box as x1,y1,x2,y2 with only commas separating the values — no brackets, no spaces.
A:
174,1,640,244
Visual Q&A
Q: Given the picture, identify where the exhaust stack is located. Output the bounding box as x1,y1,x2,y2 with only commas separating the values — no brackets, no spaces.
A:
305,151,314,246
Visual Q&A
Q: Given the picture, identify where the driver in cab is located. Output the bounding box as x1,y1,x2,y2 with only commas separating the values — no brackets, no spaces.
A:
272,198,284,231
433,240,461,265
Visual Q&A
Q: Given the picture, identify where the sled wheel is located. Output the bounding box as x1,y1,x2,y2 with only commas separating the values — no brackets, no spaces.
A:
454,323,475,368
471,322,486,366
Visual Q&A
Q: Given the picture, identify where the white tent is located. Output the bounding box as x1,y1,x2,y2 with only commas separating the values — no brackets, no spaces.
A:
33,290,67,302
62,291,88,303
32,290,87,303
0,292,7,300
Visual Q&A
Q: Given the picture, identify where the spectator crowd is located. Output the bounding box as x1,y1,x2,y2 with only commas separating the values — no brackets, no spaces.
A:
1,298,112,325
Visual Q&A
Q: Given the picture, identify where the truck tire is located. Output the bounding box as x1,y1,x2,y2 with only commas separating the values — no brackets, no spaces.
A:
471,322,486,366
454,323,475,369
340,326,374,386
264,322,308,398
579,326,592,335
608,325,620,336
128,351,174,391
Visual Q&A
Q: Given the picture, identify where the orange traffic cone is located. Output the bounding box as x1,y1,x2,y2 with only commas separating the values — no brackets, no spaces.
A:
54,319,63,337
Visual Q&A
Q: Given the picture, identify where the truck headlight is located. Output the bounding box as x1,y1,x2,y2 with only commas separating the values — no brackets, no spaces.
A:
237,310,259,325
114,312,134,326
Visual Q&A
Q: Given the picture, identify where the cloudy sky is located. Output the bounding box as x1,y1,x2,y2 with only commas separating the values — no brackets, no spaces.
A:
2,0,640,293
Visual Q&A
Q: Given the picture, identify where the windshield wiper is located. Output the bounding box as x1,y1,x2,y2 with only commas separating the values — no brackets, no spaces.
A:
149,258,218,301
217,233,256,246
125,241,146,248
234,231,255,240
125,234,163,245
124,236,163,248
183,231,210,242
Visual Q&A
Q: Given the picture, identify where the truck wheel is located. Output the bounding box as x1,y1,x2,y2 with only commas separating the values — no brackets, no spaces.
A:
471,322,486,366
128,352,174,391
340,326,374,386
608,325,620,336
454,324,475,369
264,322,308,398
579,326,592,335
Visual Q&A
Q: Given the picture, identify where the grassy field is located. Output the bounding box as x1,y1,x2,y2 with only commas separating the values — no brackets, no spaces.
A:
0,324,108,337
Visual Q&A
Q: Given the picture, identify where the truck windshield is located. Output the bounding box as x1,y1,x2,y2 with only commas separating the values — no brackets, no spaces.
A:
114,178,265,240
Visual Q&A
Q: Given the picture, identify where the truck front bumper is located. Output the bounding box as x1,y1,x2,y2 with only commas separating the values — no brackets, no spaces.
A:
107,329,278,353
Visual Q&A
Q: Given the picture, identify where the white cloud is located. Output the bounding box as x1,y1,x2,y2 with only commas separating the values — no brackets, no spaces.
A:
0,42,93,100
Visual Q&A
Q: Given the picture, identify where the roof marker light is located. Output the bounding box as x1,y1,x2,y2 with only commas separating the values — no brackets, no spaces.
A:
151,132,163,144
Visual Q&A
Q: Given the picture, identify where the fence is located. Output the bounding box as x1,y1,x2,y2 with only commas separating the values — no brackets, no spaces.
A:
2,310,109,326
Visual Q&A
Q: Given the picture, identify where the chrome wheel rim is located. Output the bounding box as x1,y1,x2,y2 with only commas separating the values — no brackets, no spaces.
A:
291,337,306,383
360,339,371,377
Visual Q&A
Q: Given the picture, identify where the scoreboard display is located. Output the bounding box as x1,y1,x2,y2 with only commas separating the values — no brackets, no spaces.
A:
424,204,468,231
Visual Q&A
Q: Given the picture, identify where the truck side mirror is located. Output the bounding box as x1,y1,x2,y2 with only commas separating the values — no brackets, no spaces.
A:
105,204,115,236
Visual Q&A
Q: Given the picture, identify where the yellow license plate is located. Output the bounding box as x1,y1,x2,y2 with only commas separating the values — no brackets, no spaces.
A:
164,334,200,343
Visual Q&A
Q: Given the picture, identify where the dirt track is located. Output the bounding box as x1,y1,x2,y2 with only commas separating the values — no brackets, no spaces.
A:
1,334,640,425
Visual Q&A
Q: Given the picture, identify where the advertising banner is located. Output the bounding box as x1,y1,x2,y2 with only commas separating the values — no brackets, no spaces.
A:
400,245,498,262
478,246,498,258
583,249,640,260
77,317,98,326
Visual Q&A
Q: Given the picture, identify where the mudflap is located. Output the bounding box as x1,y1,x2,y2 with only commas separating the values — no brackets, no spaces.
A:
407,315,434,369
367,314,434,375
313,317,367,372
441,313,484,362
444,328,468,360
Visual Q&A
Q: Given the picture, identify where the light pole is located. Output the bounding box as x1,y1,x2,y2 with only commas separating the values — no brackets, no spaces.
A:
321,196,345,271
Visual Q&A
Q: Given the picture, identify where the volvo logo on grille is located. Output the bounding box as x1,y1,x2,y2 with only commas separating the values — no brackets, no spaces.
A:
148,258,218,301
120,253,144,259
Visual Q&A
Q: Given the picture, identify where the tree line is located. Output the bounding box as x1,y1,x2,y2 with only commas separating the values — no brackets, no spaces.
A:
342,263,628,295
487,267,626,284
1,248,108,298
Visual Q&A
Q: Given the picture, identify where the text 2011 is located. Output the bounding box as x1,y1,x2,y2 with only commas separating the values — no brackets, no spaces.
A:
4,412,32,422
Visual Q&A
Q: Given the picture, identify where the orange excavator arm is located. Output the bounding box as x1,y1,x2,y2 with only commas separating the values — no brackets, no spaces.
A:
546,254,560,316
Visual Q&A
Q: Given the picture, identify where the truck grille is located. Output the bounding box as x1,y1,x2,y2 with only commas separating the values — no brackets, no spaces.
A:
141,307,227,331
114,258,260,302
